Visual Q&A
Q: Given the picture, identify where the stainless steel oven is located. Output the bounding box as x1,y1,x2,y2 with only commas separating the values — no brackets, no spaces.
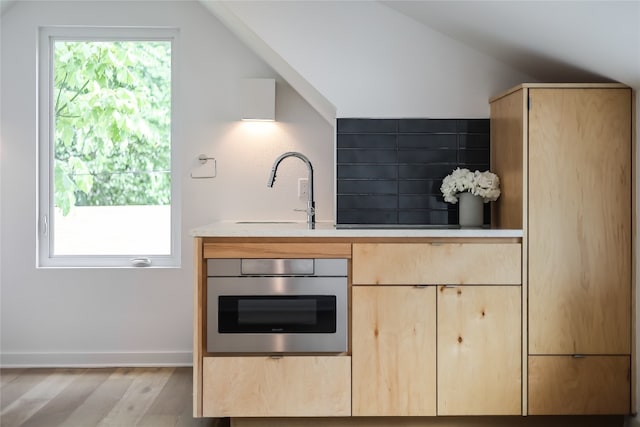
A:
206,258,348,353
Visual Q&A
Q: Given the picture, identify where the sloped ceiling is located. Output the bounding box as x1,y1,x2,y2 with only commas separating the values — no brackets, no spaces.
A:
383,0,640,89
3,0,638,90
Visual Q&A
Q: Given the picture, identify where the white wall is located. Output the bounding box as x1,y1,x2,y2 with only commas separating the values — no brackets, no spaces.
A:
2,0,635,372
0,0,334,366
216,0,536,118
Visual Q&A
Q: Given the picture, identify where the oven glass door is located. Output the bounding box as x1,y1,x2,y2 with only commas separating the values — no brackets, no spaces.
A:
218,295,336,333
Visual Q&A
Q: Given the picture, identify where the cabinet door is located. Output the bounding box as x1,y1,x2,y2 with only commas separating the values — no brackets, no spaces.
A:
528,88,631,355
352,243,521,285
352,286,436,416
529,355,630,415
202,356,351,417
438,286,521,415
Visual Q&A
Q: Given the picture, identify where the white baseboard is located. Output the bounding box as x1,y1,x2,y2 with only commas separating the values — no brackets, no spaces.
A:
0,351,192,368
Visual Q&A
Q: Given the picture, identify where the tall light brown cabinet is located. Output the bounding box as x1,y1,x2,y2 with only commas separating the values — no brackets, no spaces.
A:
490,83,633,415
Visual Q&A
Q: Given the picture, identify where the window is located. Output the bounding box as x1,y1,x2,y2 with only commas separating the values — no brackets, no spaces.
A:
38,27,180,267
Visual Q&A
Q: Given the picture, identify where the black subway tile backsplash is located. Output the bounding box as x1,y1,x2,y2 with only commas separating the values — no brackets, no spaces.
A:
337,133,397,149
398,119,457,133
398,164,457,180
337,180,397,195
458,133,490,149
398,180,442,195
456,119,490,133
338,195,397,210
337,119,398,134
397,149,458,164
337,209,398,224
337,164,398,180
398,134,458,149
399,210,453,225
398,195,449,210
337,148,397,164
459,150,490,164
337,118,491,226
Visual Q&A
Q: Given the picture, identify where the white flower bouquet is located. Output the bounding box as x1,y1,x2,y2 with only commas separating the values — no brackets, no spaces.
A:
440,168,501,204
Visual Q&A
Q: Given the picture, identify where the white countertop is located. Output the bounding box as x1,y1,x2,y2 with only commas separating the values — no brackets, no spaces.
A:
190,221,523,238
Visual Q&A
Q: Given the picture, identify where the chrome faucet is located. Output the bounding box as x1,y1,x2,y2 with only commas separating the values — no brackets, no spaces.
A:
267,151,315,229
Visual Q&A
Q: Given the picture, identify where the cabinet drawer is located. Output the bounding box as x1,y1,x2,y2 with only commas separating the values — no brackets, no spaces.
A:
202,356,351,417
528,355,630,415
352,243,521,285
203,242,352,259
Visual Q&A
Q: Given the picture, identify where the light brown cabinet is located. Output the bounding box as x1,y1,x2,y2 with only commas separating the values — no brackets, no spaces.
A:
352,286,437,416
193,239,353,418
351,242,522,416
202,356,351,417
490,83,632,415
438,285,521,415
528,355,630,415
527,87,631,356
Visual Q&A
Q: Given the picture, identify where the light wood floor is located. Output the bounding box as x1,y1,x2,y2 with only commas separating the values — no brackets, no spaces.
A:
1,367,228,427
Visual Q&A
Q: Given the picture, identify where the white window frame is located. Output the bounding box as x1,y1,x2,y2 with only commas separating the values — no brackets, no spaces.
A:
37,26,181,268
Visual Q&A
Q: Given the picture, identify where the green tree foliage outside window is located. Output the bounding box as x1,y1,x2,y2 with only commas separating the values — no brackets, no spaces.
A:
54,40,171,215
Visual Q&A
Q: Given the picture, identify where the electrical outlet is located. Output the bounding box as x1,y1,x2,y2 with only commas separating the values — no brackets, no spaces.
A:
298,178,309,200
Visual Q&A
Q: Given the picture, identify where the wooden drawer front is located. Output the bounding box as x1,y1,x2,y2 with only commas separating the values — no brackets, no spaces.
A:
352,243,521,285
203,242,352,259
202,356,351,417
528,356,630,415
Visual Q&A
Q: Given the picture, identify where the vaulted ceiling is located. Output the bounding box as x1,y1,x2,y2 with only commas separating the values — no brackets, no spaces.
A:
2,0,638,90
383,1,640,89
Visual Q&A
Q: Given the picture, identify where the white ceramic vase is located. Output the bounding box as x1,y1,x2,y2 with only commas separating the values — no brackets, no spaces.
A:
458,192,484,228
